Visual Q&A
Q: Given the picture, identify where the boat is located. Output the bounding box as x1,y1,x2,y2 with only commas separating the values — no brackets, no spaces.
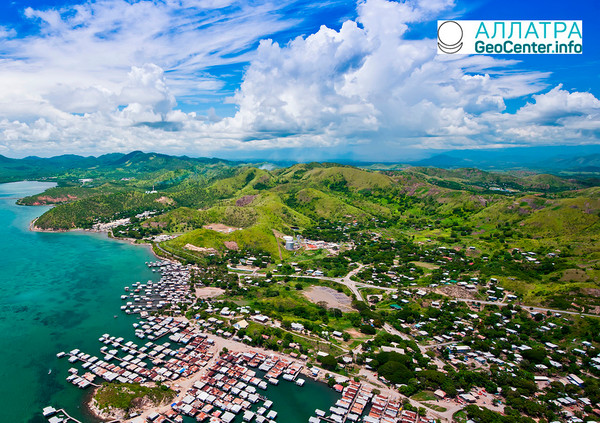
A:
295,378,305,386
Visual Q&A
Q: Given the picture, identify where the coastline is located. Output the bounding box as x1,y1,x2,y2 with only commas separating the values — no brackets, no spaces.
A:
29,217,75,233
84,388,116,422
21,198,402,421
28,217,158,256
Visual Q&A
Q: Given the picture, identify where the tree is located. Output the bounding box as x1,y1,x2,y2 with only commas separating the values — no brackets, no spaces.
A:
522,347,546,364
319,354,338,370
360,325,376,335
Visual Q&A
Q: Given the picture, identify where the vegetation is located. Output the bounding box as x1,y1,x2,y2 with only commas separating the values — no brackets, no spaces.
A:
7,152,600,308
11,152,600,422
94,383,175,413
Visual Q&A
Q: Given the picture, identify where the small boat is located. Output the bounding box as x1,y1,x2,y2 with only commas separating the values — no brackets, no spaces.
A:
48,369,52,375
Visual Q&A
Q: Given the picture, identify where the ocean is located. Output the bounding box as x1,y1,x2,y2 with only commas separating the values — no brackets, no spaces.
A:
0,181,339,423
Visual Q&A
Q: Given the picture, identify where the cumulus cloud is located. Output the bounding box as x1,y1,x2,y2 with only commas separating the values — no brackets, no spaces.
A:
0,0,598,159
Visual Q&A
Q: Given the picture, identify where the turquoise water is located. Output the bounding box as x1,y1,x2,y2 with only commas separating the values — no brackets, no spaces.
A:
245,370,340,423
0,181,339,423
179,372,340,423
0,181,158,423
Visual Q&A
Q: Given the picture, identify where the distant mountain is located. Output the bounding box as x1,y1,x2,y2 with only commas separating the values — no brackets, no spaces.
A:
410,154,476,168
542,154,600,171
409,146,600,174
0,151,240,183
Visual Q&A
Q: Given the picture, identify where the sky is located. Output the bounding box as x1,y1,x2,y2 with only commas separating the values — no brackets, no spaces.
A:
0,0,598,161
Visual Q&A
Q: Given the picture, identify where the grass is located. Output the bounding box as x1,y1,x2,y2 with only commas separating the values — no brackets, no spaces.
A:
167,223,284,261
230,281,359,339
453,410,468,423
23,157,600,309
94,383,175,412
411,261,440,270
245,321,347,356
423,402,448,412
411,391,437,402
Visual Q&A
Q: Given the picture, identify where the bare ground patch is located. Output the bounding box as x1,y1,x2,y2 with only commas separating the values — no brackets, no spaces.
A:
303,286,353,312
561,269,590,283
32,195,77,205
434,285,477,300
583,288,600,297
204,223,241,234
155,196,174,205
195,287,226,299
346,328,365,339
235,195,257,206
184,244,219,255
224,241,239,250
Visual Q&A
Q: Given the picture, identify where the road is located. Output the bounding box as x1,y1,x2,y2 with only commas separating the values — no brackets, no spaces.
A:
451,297,599,318
267,264,392,302
156,241,600,320
339,264,366,301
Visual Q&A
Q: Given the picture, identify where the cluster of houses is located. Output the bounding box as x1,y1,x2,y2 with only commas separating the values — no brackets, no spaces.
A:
385,295,600,422
121,261,194,318
56,316,215,391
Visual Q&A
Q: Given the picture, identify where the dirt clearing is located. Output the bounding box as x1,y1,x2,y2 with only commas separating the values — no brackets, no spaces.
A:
204,223,241,233
303,286,353,312
195,287,225,299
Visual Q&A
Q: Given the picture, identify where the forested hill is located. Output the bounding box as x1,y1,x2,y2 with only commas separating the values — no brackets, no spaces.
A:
6,152,600,309
0,150,239,183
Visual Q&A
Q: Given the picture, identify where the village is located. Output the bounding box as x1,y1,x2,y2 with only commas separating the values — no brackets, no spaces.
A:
43,229,600,423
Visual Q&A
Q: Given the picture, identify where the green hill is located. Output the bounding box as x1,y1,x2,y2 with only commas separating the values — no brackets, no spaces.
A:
11,152,600,309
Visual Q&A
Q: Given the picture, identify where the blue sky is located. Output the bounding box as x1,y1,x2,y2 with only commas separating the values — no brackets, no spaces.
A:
0,0,598,161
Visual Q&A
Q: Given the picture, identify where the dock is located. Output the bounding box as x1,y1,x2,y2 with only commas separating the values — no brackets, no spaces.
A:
43,407,83,423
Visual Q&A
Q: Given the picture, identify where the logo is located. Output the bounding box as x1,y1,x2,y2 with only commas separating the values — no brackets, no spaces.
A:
437,20,582,55
438,21,463,54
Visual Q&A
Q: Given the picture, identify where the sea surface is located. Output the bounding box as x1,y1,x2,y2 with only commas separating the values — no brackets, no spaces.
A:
0,181,339,423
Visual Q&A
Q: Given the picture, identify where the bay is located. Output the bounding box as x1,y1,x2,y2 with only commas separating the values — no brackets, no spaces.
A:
0,181,340,423
0,181,158,423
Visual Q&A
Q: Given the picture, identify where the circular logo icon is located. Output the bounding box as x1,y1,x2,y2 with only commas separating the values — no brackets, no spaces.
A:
438,21,463,54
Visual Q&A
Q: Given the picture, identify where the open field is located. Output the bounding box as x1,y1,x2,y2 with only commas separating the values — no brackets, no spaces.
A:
195,287,225,299
303,285,353,312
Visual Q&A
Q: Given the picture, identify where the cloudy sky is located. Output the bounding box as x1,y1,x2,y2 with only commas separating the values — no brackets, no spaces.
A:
0,0,598,161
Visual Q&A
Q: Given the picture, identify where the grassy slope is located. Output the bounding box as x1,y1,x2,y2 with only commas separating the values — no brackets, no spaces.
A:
25,159,600,307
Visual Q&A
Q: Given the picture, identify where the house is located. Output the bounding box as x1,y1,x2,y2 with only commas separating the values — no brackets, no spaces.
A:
568,374,584,387
252,315,269,323
459,393,477,403
450,345,471,354
233,320,249,330
434,389,447,399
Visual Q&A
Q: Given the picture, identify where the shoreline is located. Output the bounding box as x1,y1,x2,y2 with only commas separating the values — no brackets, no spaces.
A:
20,192,406,421
28,217,159,256
29,217,74,233
84,388,116,422
31,219,393,421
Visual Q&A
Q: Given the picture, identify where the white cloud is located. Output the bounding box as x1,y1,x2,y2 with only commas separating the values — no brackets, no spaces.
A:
0,0,598,159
